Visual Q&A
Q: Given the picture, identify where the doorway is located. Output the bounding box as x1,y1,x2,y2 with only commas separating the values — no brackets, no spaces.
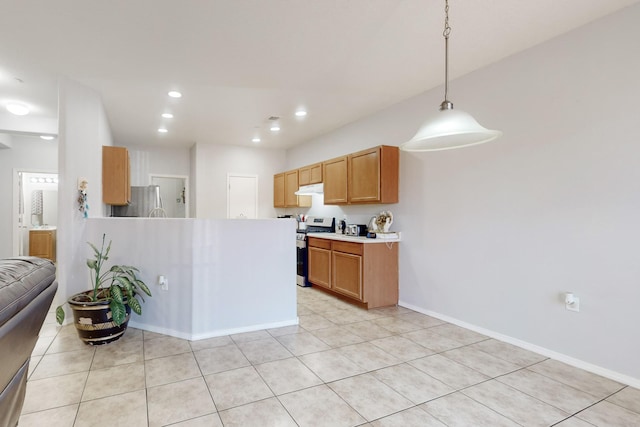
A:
149,174,189,218
227,174,258,219
12,170,59,256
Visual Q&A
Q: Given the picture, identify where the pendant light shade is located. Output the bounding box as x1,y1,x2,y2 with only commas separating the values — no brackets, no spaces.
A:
400,0,501,152
401,105,502,152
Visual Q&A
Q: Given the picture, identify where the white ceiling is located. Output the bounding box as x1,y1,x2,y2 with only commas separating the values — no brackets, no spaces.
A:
1,0,638,149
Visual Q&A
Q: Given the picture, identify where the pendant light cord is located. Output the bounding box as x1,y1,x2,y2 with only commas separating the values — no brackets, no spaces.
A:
441,0,453,110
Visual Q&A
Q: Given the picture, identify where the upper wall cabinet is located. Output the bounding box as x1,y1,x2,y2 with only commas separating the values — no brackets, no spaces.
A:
322,156,348,204
324,145,398,205
273,172,285,207
103,146,131,206
274,169,311,208
275,144,399,208
348,145,399,204
299,162,323,186
284,170,301,207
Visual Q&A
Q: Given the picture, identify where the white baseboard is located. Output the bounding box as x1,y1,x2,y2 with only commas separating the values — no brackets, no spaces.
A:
399,300,640,389
129,317,299,342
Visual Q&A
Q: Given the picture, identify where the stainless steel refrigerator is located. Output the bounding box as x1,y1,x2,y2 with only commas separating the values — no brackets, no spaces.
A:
110,185,165,217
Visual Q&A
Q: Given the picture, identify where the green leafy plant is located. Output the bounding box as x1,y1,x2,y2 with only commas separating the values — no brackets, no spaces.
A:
56,233,152,326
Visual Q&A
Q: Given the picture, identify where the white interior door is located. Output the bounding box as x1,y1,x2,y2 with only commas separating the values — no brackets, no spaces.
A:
227,174,258,219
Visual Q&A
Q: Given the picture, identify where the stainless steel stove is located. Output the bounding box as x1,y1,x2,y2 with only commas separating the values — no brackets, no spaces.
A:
296,216,334,287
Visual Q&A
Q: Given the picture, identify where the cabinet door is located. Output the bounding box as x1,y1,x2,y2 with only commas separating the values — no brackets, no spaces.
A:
348,147,380,203
29,230,55,261
348,145,399,204
323,156,348,204
308,246,331,289
102,146,131,205
273,173,285,207
332,251,363,300
284,170,300,207
299,166,311,186
299,162,323,186
309,163,323,184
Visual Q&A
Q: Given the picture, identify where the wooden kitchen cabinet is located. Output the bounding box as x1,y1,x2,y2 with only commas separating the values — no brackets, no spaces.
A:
284,170,300,207
308,237,332,290
102,146,131,205
29,229,56,262
273,170,311,208
273,173,285,207
308,237,398,308
322,146,398,205
322,156,348,204
348,145,399,204
331,241,363,300
299,162,323,186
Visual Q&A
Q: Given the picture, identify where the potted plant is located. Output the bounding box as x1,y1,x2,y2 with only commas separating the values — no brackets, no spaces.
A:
55,233,152,345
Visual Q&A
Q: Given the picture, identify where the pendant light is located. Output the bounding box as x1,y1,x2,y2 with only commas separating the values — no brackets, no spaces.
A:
401,0,501,152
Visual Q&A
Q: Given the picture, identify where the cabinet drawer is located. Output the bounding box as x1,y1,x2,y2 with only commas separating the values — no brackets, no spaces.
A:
308,237,331,250
331,241,363,255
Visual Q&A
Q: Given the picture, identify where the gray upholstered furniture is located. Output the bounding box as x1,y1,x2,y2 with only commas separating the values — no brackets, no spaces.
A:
0,257,57,427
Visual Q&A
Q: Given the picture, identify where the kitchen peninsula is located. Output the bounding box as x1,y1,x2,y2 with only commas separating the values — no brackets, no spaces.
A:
80,217,297,340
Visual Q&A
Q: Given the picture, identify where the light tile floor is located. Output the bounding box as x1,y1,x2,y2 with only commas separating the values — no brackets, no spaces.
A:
20,287,640,427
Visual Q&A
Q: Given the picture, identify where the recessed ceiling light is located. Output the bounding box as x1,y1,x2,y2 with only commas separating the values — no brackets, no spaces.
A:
158,128,168,133
252,137,261,143
40,135,55,140
6,103,29,115
270,124,280,132
162,113,174,119
295,110,307,117
168,91,182,98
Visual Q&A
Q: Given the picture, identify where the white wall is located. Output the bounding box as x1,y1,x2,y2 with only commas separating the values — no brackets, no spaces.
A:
84,218,297,339
193,143,286,219
56,78,112,307
125,144,192,187
0,138,58,258
286,4,640,384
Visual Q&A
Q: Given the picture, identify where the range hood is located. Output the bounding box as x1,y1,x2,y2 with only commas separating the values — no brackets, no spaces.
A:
295,183,324,195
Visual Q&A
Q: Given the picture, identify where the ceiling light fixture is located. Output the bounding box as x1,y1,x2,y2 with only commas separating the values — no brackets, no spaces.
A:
295,110,307,117
168,91,182,98
158,128,168,133
40,135,55,140
162,113,174,119
269,117,281,132
6,103,30,116
252,137,261,143
400,0,501,152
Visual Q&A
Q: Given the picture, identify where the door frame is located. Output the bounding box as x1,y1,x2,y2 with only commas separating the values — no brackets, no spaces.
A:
12,168,58,256
226,173,258,219
148,173,190,218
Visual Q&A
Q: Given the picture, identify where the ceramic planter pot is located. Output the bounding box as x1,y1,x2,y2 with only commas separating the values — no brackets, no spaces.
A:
68,291,131,345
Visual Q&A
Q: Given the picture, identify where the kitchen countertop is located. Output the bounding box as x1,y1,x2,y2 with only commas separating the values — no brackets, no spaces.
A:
307,232,401,243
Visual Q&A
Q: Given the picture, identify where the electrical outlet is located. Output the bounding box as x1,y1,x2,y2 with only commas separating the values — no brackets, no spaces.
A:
158,275,168,291
565,295,580,312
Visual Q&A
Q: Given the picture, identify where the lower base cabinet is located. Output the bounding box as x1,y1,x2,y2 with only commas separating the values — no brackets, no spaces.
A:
308,237,398,309
29,229,56,262
308,239,331,289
